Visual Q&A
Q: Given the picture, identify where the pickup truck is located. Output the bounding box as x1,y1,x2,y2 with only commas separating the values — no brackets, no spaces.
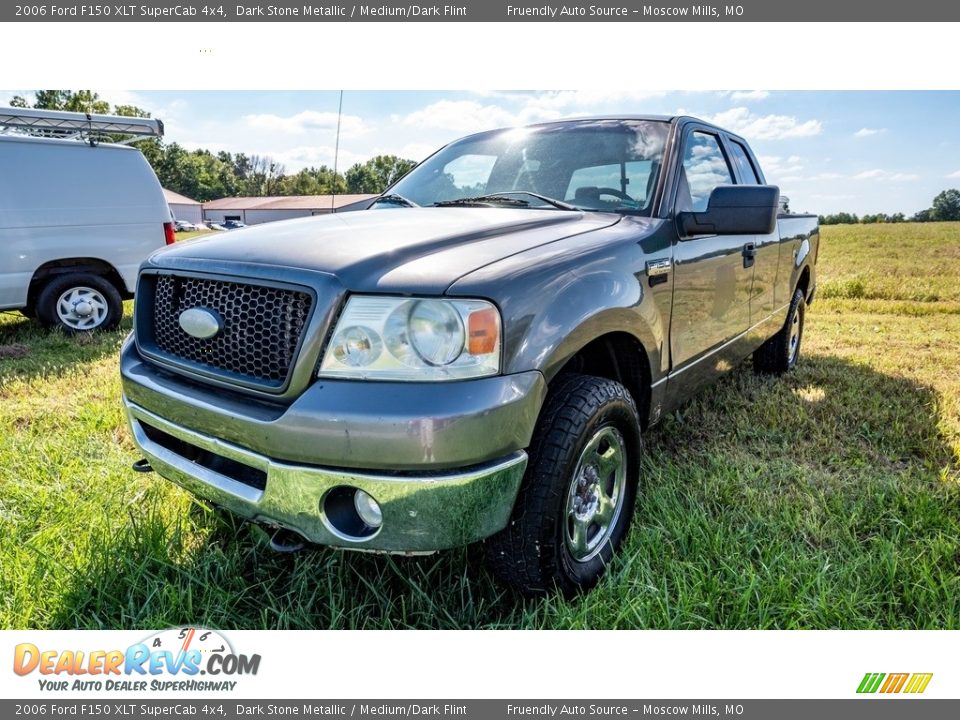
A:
120,116,819,595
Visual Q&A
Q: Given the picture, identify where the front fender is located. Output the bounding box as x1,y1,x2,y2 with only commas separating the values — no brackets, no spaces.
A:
447,220,672,385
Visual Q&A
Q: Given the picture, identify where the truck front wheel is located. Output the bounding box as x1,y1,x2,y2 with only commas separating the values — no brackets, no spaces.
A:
485,374,642,596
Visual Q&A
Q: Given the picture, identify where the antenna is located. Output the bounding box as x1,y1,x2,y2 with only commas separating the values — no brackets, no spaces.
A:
331,90,343,213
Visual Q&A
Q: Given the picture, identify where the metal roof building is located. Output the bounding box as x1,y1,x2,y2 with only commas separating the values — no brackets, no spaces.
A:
163,188,203,224
202,194,375,225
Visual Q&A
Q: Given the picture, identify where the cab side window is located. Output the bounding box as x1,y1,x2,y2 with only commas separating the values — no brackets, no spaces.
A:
679,131,734,212
729,140,761,184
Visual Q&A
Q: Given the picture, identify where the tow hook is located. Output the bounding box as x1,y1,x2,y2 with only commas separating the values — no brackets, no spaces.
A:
132,458,154,473
269,528,307,554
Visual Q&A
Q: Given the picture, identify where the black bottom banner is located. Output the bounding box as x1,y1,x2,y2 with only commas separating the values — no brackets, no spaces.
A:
5,700,957,720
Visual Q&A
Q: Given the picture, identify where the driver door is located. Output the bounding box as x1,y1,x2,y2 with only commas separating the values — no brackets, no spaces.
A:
668,129,756,390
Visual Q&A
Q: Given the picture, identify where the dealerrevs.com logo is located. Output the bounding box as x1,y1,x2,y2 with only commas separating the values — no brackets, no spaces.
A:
13,628,260,692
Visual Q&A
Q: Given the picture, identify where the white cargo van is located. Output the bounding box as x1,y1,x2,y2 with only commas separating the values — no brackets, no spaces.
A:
0,107,172,331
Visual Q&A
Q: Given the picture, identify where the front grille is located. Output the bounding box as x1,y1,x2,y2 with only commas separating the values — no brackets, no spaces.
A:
145,274,313,388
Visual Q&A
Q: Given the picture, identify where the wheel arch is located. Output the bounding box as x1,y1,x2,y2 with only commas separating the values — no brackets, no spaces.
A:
548,329,654,430
28,258,129,309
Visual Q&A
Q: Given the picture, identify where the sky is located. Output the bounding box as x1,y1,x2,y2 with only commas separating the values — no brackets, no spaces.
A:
3,89,959,215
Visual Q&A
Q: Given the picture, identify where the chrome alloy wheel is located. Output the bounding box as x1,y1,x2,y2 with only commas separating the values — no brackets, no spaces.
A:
564,425,628,563
788,305,802,363
56,286,109,330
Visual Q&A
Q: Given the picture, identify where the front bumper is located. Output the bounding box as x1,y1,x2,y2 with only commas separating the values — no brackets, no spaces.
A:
126,400,528,552
121,338,545,472
120,339,544,551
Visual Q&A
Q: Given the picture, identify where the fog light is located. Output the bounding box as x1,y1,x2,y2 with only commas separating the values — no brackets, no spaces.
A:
354,490,383,528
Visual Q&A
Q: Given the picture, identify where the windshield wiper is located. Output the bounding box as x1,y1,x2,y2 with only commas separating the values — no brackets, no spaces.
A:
434,195,530,208
487,191,578,211
371,193,419,208
435,191,577,211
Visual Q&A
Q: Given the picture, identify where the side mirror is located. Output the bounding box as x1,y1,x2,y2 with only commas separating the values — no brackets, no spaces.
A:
677,185,780,237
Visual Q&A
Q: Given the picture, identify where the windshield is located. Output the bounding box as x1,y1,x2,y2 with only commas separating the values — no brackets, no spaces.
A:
386,119,669,214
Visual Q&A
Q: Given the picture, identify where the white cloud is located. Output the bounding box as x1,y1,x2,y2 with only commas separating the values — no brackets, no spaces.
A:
708,107,822,140
946,170,960,179
522,89,667,112
729,90,770,102
853,127,885,138
853,169,919,181
395,90,669,136
395,100,531,134
243,110,367,137
759,155,804,177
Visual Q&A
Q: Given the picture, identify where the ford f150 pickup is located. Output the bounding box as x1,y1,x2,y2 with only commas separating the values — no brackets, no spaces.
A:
120,116,819,595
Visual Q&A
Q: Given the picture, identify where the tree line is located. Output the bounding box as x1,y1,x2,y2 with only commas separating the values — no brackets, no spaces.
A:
820,189,960,225
9,90,416,201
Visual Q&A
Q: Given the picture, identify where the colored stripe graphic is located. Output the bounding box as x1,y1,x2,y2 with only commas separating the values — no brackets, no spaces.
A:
904,673,934,694
880,673,909,693
857,673,885,693
857,672,932,694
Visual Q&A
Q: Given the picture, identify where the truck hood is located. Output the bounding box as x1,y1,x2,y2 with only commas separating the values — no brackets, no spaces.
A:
152,207,621,293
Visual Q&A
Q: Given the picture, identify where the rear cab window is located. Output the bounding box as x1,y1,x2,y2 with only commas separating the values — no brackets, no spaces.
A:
728,140,762,185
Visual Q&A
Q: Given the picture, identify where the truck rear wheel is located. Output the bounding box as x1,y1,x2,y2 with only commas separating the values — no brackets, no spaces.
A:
754,287,806,374
36,273,123,333
485,374,642,596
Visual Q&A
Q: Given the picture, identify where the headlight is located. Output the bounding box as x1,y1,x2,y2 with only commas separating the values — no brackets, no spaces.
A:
318,296,501,381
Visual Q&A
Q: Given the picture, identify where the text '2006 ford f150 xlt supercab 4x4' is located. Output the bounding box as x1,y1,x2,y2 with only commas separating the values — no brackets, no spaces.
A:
120,115,819,595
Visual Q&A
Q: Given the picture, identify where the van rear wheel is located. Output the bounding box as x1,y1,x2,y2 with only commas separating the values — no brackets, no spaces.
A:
36,273,122,332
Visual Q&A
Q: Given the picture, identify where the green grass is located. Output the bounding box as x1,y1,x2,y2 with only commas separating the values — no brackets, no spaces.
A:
175,229,215,242
1,222,958,629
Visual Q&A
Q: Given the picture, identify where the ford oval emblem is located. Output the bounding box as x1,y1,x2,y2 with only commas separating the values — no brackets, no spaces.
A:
178,307,222,339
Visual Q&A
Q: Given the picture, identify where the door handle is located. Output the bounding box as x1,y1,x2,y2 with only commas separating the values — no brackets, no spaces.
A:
742,242,756,269
646,258,671,286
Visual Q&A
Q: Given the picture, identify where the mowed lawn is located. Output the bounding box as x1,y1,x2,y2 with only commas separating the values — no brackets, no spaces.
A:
1,222,958,629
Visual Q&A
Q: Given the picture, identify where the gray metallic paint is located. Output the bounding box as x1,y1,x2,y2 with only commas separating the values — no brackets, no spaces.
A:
122,336,546,472
123,115,820,551
153,207,619,294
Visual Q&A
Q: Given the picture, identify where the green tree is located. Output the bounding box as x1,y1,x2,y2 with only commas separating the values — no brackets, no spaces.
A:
32,90,110,114
280,169,324,196
345,155,417,194
931,189,960,221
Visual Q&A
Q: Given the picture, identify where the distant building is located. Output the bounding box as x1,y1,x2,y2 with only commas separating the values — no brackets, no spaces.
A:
163,188,203,225
202,194,375,225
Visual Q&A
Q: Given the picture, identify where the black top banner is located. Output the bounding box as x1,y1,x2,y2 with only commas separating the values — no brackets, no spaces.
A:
5,0,958,22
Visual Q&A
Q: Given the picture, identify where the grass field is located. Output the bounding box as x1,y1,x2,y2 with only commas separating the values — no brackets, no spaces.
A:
1,222,958,629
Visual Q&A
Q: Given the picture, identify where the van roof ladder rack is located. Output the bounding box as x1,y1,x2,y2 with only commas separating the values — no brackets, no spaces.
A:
0,106,163,145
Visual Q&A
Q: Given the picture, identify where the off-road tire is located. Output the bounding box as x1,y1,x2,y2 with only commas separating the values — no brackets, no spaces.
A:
754,287,806,374
485,373,642,596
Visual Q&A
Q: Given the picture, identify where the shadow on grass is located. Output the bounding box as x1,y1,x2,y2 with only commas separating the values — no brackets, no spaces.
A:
0,311,132,385
45,353,959,630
